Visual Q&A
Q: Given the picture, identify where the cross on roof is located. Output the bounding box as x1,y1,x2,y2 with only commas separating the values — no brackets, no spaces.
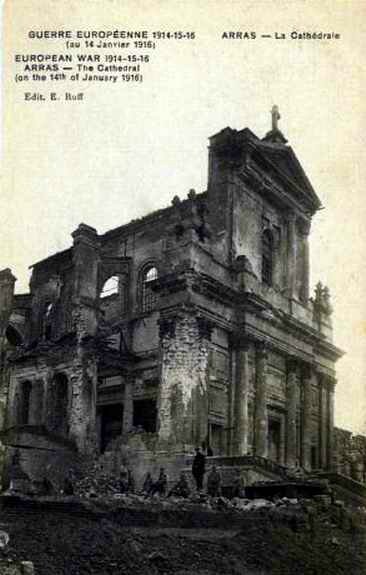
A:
271,105,281,131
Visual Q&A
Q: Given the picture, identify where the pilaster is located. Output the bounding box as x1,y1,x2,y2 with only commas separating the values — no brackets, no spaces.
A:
297,218,311,303
233,338,251,455
286,212,297,299
254,342,268,458
326,377,336,469
301,364,313,470
318,374,328,469
286,358,298,467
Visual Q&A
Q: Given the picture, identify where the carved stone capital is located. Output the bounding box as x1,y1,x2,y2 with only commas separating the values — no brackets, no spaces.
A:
296,217,311,237
284,210,297,226
300,362,313,383
322,374,337,392
255,341,268,359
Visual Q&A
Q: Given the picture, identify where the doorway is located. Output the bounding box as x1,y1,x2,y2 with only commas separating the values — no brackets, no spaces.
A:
99,403,123,452
268,418,281,463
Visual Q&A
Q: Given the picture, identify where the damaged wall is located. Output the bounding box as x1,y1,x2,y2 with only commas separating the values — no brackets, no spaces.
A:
158,311,212,450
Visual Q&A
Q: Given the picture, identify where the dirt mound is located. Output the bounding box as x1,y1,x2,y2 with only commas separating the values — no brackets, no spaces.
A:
0,496,365,575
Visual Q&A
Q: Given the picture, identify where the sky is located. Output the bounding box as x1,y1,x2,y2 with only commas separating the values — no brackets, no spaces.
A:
1,0,366,433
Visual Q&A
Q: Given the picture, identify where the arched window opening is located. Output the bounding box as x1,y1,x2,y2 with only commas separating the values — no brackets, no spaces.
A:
18,381,32,425
100,276,119,299
52,373,69,436
262,229,274,286
141,266,158,313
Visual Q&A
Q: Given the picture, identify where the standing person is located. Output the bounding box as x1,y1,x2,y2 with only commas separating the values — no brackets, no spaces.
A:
207,465,221,497
119,461,129,493
151,467,168,496
142,471,154,494
192,447,206,491
232,468,245,498
127,468,135,493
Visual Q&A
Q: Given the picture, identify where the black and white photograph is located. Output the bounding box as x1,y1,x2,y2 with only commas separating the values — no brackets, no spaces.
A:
0,1,366,573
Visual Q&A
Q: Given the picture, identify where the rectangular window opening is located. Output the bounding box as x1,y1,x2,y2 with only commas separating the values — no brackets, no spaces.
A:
133,399,157,432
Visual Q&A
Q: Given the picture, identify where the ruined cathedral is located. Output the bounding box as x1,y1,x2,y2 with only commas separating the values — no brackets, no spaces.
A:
0,110,343,485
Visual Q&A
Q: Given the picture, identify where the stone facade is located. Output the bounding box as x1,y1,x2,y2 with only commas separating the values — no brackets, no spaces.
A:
333,427,366,483
0,116,344,485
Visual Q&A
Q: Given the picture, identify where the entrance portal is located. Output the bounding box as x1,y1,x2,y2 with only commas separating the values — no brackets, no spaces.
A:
99,404,123,452
268,418,281,463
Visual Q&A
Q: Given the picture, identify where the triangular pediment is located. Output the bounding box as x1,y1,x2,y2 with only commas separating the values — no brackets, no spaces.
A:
249,138,321,213
208,124,322,214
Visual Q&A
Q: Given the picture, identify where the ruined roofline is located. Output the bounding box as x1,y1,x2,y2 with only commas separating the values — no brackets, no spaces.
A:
335,426,366,439
27,191,208,270
101,190,207,241
29,247,73,270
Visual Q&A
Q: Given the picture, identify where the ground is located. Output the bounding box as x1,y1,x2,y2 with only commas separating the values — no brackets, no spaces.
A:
0,494,365,575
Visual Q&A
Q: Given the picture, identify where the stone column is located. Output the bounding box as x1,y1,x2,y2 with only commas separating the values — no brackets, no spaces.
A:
286,358,298,467
302,231,310,303
326,378,336,470
297,219,311,303
194,317,212,448
286,212,297,299
0,268,16,334
318,374,328,469
69,225,100,453
122,375,134,433
69,359,98,454
233,339,250,455
301,365,313,470
71,223,100,338
254,343,268,458
227,346,235,455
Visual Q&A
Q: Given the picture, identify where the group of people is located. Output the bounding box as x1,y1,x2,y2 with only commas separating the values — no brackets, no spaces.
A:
142,468,168,496
188,447,245,498
116,446,245,500
9,447,243,499
136,447,241,500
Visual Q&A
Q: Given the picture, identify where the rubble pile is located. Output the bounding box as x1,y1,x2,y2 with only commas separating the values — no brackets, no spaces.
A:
1,485,366,575
73,460,120,498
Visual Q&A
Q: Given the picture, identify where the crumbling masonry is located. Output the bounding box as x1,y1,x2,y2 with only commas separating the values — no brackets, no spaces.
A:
0,114,345,487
